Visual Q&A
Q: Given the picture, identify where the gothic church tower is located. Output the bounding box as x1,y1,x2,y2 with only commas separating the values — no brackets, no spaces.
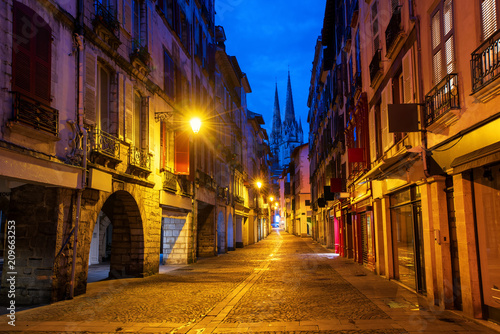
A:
270,71,303,175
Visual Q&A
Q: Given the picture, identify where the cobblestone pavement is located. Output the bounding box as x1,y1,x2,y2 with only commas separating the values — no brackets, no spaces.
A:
1,231,500,333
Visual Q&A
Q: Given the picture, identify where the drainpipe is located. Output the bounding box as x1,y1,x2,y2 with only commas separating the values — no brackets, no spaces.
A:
409,0,430,178
70,0,86,299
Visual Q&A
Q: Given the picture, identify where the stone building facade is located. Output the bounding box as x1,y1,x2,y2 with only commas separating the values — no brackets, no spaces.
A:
310,0,500,324
0,0,269,306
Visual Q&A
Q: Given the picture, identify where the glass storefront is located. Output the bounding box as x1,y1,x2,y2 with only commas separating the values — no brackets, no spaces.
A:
473,163,500,322
390,186,426,293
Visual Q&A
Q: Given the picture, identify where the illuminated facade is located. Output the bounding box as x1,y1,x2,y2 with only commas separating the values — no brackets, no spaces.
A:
311,0,500,323
0,0,266,305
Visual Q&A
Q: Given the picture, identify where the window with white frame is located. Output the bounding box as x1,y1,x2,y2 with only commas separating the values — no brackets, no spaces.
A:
431,0,455,85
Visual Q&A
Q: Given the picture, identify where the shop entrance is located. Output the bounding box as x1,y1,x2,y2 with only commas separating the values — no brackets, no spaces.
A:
390,186,426,293
473,163,500,323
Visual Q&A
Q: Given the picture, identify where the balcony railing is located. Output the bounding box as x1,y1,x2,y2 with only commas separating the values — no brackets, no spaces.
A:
425,73,460,127
178,175,192,196
471,28,500,93
94,1,119,34
10,91,58,136
130,39,151,67
385,6,403,56
163,169,178,192
197,170,215,190
88,128,121,160
369,49,382,85
129,146,152,171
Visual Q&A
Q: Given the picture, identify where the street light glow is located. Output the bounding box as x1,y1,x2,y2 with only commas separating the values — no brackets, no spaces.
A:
256,181,262,189
269,196,274,202
190,117,202,133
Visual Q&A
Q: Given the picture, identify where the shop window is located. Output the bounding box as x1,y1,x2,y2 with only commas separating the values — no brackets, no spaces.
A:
390,186,426,293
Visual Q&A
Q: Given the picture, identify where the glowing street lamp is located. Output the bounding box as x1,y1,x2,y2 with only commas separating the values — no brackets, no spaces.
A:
190,117,202,134
256,181,262,189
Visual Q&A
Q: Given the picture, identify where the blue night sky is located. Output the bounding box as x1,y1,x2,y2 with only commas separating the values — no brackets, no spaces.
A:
215,0,327,141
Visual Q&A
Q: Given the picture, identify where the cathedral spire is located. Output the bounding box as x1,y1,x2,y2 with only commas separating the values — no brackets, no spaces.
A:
271,82,282,146
284,70,295,125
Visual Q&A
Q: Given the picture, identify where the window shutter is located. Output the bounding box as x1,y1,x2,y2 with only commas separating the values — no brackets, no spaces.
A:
431,10,441,50
118,73,124,138
369,107,376,162
13,4,51,103
34,25,51,102
174,130,190,175
125,80,133,140
482,0,497,40
402,50,413,103
123,0,132,34
380,79,393,152
84,49,97,125
13,5,32,95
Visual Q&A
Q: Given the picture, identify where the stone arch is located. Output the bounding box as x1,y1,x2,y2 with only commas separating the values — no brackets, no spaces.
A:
227,213,234,251
88,190,145,279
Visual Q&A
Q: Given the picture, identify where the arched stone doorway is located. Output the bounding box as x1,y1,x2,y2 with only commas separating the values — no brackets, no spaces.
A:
227,213,234,251
217,211,225,254
86,191,145,280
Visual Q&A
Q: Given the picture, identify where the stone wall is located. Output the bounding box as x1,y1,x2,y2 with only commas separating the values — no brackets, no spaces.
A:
1,185,62,305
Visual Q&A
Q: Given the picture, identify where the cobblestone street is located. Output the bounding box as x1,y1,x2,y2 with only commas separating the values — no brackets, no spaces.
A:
2,231,499,333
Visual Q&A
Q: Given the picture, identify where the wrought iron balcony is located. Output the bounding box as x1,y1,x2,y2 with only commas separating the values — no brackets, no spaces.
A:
178,175,192,196
425,73,460,127
129,146,152,172
88,128,121,163
10,91,58,136
471,28,500,94
93,1,119,34
369,49,382,87
197,170,215,190
130,39,151,71
385,6,403,58
163,169,178,192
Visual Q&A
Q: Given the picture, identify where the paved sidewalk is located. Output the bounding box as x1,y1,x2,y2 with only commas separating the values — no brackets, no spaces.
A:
1,230,499,333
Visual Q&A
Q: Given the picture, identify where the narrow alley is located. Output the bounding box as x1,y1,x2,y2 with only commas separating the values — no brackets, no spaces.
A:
1,231,498,333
